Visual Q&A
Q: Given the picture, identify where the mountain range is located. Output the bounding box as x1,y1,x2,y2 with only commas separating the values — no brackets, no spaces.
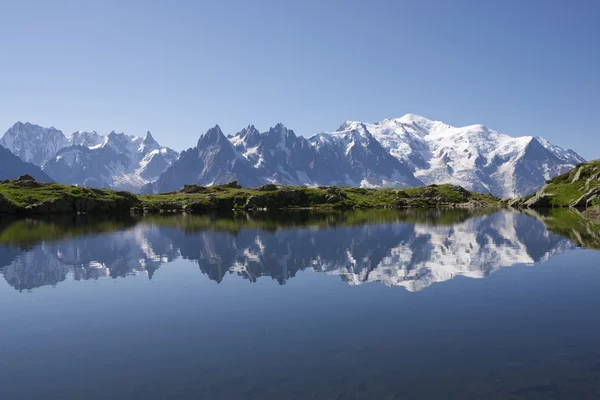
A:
0,115,585,197
0,122,178,192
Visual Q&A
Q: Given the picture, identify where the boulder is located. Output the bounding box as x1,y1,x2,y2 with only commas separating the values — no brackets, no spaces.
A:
222,181,242,189
326,194,342,203
572,186,600,208
181,184,208,194
0,193,18,214
524,192,553,208
245,195,269,210
278,189,305,200
29,198,73,214
13,179,43,188
17,174,35,181
326,187,347,197
258,184,278,191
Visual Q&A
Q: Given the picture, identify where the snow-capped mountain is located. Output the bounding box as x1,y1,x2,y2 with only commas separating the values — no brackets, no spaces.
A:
70,130,104,147
43,130,179,192
0,211,574,291
0,145,53,182
356,114,585,197
0,122,69,165
0,122,179,192
150,115,582,196
309,121,420,188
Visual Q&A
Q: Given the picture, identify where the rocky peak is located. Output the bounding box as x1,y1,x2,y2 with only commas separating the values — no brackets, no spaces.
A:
143,131,157,145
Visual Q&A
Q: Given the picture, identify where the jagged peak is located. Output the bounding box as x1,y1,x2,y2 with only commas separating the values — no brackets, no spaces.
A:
268,122,291,135
143,131,156,144
242,124,259,136
206,124,224,136
198,125,229,147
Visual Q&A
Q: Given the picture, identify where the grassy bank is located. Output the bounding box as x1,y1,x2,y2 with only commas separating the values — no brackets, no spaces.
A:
0,176,498,215
509,160,600,210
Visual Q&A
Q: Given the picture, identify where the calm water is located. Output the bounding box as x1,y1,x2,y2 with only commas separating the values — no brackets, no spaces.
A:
1,209,600,399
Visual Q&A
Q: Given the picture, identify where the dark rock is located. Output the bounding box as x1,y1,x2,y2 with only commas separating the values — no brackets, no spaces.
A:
326,187,347,197
17,174,36,181
28,198,73,214
222,181,242,189
181,184,208,194
12,179,43,188
258,184,278,191
572,186,600,208
0,193,18,214
326,195,342,203
245,195,269,209
524,192,553,208
395,190,409,198
278,189,305,200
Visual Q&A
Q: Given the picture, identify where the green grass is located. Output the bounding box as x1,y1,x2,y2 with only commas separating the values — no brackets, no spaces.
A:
544,182,596,207
519,160,600,207
0,181,136,208
0,180,498,215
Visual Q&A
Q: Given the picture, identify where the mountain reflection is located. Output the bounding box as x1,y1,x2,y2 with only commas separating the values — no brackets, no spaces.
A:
0,210,589,292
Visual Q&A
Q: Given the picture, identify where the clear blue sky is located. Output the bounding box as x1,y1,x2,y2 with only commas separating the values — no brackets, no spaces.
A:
1,0,598,158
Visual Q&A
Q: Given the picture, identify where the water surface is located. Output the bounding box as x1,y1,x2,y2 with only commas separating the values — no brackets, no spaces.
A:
1,209,599,399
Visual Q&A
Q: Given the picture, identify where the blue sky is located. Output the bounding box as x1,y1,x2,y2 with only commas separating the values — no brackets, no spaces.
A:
1,0,598,158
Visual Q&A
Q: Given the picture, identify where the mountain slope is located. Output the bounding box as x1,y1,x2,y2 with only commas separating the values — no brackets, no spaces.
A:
150,126,261,192
0,145,52,182
0,122,69,165
43,131,178,192
152,123,421,193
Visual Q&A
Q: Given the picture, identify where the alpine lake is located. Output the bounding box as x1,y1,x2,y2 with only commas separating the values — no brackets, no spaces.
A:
1,208,600,399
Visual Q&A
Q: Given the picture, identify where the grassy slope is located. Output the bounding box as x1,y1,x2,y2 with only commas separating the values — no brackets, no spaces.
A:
0,181,137,208
542,160,600,207
0,180,498,214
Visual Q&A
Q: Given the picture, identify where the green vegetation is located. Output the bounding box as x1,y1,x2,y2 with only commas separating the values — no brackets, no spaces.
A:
140,183,498,213
0,176,498,215
510,160,600,210
0,177,139,214
0,182,130,207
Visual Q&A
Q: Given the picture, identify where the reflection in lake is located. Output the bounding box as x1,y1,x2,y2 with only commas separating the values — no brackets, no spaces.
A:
0,210,584,291
1,209,600,399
